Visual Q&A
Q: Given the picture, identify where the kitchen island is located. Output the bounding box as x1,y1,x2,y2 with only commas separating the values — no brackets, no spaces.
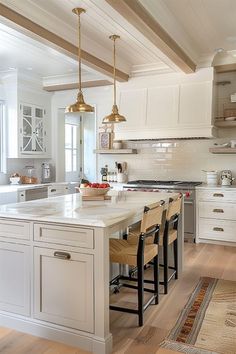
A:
0,191,182,354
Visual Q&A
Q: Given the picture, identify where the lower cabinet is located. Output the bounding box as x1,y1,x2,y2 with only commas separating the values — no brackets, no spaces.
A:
33,247,94,333
0,242,30,316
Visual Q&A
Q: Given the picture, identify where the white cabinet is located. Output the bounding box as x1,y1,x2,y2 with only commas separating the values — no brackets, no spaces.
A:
19,103,46,155
196,188,236,245
34,247,94,333
0,242,30,316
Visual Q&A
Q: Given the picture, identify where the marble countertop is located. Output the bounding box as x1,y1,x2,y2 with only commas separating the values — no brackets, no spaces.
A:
0,182,79,193
196,183,236,189
0,191,178,228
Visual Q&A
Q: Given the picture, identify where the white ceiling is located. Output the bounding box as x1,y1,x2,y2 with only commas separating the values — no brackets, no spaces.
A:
1,0,236,83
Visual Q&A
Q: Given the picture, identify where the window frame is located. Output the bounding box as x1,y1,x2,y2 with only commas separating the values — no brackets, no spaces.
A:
65,122,80,181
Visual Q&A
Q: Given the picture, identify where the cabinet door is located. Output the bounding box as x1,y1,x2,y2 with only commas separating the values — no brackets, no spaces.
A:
34,247,94,333
179,82,213,126
115,89,147,132
146,85,179,127
0,242,30,316
20,103,46,155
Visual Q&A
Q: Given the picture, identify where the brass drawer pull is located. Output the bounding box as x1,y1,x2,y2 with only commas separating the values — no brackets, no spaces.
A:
213,227,224,232
213,209,224,213
213,193,224,197
54,251,71,260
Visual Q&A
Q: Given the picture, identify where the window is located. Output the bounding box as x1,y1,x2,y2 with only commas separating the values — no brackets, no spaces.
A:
65,123,80,181
0,101,6,173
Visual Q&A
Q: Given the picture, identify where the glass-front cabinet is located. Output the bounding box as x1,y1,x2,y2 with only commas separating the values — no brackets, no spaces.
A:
19,103,46,155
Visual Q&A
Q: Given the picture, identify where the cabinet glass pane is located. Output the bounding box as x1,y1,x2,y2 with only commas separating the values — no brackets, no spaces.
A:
35,108,43,118
23,137,32,152
35,138,43,152
23,117,32,136
23,106,32,116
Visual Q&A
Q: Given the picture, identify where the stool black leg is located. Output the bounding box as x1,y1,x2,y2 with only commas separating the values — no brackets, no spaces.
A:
153,254,159,304
163,241,169,295
173,238,178,279
137,263,144,326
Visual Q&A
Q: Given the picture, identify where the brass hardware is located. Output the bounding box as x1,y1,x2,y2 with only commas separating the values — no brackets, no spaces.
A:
54,251,71,260
213,193,224,197
213,209,224,213
213,227,224,232
102,35,126,124
65,8,94,114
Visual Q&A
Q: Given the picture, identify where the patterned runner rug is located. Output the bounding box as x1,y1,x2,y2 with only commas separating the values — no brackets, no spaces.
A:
160,277,236,354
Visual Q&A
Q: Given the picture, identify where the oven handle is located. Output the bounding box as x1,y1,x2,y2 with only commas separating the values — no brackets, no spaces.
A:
184,200,194,205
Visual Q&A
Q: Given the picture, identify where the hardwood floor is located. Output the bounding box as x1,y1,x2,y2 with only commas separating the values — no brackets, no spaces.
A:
0,243,235,354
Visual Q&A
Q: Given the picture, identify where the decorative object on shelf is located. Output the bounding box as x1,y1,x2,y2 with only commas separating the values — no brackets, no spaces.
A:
220,170,234,186
102,35,126,124
65,8,94,114
98,124,115,149
113,140,122,149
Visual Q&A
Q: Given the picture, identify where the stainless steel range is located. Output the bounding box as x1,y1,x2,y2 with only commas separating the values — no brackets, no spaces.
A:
123,180,202,242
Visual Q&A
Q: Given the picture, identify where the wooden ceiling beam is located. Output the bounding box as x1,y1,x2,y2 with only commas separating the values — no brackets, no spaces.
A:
215,63,236,74
106,0,196,74
43,80,112,92
0,3,129,82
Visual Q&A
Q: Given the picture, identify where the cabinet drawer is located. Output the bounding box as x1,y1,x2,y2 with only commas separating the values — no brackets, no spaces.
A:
199,202,236,220
34,223,94,248
0,219,30,240
199,218,236,242
197,189,236,202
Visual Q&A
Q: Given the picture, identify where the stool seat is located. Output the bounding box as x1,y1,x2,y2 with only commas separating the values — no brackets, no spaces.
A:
110,238,158,266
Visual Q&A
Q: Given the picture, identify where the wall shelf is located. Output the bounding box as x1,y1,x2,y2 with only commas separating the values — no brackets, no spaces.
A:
215,120,236,128
94,149,137,154
209,147,236,154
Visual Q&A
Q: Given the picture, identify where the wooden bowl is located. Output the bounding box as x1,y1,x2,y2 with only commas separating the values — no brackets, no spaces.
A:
78,187,110,196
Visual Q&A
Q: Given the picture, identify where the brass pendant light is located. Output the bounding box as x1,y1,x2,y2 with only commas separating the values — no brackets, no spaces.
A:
102,35,126,123
65,8,94,114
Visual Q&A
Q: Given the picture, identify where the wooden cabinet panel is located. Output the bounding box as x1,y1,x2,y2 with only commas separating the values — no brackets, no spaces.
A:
0,219,30,240
179,82,213,126
146,85,179,127
34,223,94,248
34,247,94,333
0,242,30,316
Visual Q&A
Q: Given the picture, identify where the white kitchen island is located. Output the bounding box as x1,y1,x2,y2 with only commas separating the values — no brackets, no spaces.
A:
0,191,182,354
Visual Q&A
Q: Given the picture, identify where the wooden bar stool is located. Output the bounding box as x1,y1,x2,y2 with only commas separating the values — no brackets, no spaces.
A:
159,196,182,294
109,201,165,326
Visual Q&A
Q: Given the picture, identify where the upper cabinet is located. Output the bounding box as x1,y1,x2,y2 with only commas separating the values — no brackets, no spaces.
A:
2,71,51,158
20,103,46,155
115,68,216,140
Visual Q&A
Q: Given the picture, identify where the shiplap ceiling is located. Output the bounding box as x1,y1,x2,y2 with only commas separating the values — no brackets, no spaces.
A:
1,0,236,82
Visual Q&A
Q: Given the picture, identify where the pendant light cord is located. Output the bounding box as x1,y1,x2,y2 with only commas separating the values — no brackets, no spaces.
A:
113,37,116,106
78,12,82,93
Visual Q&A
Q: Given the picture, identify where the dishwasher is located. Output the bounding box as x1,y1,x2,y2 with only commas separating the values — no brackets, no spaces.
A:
18,186,48,202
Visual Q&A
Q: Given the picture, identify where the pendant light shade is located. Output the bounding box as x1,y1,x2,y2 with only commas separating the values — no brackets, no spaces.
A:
102,35,126,123
65,8,94,114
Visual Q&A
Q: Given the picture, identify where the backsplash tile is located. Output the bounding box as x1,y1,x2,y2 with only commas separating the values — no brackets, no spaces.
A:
98,138,236,183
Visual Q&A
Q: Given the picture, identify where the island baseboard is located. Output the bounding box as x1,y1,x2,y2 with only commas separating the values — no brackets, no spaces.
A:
0,312,113,354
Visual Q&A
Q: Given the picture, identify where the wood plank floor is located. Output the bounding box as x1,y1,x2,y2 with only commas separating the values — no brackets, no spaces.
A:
0,243,235,354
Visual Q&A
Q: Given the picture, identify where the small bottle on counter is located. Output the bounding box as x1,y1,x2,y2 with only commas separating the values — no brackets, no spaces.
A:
101,165,108,182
